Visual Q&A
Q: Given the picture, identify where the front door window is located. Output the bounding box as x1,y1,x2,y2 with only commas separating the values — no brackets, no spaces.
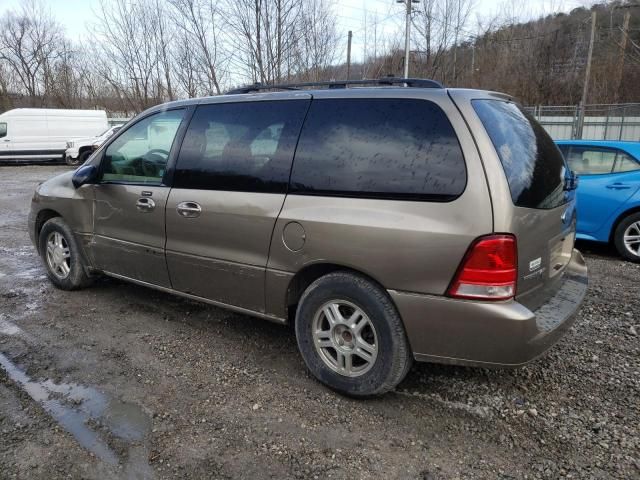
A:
101,109,185,184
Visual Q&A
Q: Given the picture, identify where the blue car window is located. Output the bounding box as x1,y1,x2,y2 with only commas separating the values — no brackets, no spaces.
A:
565,146,615,175
613,151,640,173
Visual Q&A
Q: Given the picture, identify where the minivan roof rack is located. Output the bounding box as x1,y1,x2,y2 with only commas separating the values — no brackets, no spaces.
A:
225,77,444,95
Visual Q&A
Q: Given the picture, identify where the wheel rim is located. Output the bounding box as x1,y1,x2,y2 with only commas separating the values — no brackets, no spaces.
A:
45,231,71,279
623,221,640,257
312,300,378,377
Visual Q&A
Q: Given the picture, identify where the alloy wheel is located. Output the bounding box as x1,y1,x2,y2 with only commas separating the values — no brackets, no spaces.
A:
623,221,640,258
45,231,71,279
311,300,378,377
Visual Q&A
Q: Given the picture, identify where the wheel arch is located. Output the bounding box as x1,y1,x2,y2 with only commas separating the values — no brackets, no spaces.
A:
285,262,393,323
609,205,640,243
34,209,62,252
78,146,93,156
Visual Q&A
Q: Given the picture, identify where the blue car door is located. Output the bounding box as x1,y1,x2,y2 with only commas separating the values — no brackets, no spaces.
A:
563,145,640,234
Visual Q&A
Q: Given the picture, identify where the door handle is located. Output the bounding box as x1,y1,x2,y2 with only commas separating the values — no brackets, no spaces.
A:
606,183,631,190
176,201,202,218
136,197,156,212
2,139,9,142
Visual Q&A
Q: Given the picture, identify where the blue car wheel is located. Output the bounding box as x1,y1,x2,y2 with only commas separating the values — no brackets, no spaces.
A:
614,212,640,262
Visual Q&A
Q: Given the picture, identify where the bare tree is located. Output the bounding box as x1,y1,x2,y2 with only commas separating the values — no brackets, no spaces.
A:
224,0,307,84
168,0,225,95
292,0,339,82
0,0,63,106
91,0,165,112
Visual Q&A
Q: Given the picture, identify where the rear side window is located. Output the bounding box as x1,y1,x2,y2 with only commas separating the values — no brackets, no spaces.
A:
561,145,640,175
289,98,466,201
0,122,6,138
173,100,309,193
473,99,568,209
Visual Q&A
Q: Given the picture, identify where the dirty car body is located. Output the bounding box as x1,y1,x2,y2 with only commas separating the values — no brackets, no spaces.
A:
29,82,588,396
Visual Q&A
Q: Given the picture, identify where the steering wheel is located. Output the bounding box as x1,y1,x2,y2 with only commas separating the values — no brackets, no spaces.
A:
140,149,170,177
147,149,169,160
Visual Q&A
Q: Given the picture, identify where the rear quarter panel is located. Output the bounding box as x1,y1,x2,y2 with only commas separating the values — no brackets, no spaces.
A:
449,90,576,312
266,89,493,317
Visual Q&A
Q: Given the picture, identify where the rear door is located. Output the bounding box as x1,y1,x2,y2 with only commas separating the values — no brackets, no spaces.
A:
560,144,640,234
165,96,310,312
90,108,187,286
451,91,576,311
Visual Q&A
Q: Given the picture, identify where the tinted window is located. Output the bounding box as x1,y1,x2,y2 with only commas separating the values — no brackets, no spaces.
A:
473,100,568,209
102,109,185,184
289,98,466,201
173,100,310,193
0,122,6,138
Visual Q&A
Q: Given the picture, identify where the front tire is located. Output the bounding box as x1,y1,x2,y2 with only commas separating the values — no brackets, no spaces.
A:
613,212,640,262
295,272,412,397
38,217,92,290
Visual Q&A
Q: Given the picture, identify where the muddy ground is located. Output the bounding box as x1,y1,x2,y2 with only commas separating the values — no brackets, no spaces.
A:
0,165,638,480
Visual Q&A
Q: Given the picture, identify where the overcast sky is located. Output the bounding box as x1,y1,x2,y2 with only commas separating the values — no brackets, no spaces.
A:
0,0,591,62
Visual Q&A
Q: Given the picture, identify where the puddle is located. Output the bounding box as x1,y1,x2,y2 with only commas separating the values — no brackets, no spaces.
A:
0,352,153,477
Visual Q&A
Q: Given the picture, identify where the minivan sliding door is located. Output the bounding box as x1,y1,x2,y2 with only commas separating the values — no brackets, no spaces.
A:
165,97,310,313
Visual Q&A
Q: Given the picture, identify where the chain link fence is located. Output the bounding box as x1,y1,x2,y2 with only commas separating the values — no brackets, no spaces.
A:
524,103,640,141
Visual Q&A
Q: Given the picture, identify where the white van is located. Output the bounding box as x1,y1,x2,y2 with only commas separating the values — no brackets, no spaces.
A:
0,109,108,162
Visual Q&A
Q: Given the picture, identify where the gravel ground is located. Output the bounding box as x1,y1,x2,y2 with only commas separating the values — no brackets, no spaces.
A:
0,165,638,480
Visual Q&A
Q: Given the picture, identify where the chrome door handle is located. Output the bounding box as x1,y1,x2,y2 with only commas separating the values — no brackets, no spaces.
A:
177,201,202,218
136,197,156,212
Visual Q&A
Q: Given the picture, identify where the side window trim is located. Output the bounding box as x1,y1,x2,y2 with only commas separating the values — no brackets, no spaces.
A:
96,106,192,187
161,105,197,187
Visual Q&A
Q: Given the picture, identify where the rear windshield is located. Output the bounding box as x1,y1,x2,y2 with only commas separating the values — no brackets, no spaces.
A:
472,99,568,209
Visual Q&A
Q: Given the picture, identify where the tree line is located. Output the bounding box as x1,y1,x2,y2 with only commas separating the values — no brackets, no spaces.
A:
0,0,638,116
0,0,339,115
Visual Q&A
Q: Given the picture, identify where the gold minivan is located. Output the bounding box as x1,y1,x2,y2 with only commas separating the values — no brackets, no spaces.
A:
29,79,588,396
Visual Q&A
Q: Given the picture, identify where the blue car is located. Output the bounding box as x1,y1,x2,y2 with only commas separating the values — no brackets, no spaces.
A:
556,140,640,261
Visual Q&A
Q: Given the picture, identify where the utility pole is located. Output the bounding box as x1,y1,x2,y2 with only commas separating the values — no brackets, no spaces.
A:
576,11,596,139
399,0,419,78
346,30,353,80
471,44,475,78
615,11,631,102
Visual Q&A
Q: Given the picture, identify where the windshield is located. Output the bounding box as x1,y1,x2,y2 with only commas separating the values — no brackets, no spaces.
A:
473,99,569,209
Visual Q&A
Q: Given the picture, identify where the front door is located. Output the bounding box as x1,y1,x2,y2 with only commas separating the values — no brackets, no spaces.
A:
165,98,310,312
90,108,186,287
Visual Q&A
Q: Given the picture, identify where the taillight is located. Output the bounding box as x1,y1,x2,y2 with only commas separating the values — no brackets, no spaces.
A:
447,234,517,301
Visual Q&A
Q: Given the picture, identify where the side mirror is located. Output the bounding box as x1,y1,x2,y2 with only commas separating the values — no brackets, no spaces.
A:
72,165,98,189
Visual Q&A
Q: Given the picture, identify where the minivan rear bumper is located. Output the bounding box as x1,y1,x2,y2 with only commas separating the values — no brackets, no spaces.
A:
391,248,588,367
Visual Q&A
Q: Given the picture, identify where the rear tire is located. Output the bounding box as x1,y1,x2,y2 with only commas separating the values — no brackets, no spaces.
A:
38,217,92,290
295,272,412,397
613,212,640,262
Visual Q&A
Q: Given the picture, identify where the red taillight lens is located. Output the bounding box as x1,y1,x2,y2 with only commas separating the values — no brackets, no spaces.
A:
447,234,517,301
